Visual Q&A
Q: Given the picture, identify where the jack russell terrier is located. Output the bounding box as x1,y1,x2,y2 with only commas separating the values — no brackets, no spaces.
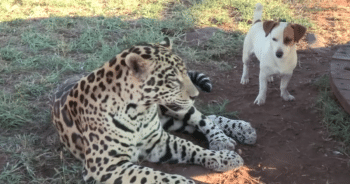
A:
240,3,306,105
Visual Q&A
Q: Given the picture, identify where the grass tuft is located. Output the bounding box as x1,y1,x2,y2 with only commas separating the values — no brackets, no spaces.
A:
199,30,244,61
74,27,103,53
21,31,57,52
0,46,22,61
0,91,35,129
314,75,350,155
0,134,84,184
14,73,50,100
0,162,24,184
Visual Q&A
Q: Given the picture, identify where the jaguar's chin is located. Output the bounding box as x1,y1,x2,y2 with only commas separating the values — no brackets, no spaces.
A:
165,103,184,112
165,101,193,112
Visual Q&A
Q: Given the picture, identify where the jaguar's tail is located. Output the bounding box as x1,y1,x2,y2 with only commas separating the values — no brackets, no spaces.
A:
187,71,212,93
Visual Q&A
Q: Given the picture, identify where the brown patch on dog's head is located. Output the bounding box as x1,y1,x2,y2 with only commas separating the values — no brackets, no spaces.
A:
283,24,295,46
290,24,307,43
263,21,279,37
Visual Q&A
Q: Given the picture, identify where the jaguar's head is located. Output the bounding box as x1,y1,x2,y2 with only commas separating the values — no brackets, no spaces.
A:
125,37,199,112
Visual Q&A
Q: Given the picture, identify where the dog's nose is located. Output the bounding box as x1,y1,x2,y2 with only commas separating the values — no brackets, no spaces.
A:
276,51,283,58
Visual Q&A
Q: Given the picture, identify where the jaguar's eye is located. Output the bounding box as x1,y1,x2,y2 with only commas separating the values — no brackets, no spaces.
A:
272,38,278,42
168,78,181,86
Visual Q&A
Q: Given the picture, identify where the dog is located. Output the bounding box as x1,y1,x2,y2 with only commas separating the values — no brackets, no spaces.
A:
240,3,306,105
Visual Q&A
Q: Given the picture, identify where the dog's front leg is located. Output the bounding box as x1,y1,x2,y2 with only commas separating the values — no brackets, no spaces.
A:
240,51,251,84
254,69,269,105
280,74,295,101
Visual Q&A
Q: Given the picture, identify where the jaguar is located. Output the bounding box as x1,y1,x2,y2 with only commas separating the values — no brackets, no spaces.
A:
51,37,257,183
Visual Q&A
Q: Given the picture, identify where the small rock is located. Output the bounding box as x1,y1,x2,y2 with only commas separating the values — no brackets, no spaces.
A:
307,33,327,49
332,151,343,155
305,33,316,44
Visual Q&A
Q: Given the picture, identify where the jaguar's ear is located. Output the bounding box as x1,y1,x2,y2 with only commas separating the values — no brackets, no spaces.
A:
159,37,172,50
125,53,152,81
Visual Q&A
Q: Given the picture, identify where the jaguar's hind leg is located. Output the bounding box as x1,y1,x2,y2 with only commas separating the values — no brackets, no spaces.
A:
83,158,195,184
81,131,195,184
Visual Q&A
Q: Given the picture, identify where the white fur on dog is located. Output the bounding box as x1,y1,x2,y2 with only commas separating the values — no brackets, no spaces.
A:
241,3,306,105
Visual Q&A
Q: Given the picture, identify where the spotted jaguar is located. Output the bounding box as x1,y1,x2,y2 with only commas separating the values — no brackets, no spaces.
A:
51,38,256,183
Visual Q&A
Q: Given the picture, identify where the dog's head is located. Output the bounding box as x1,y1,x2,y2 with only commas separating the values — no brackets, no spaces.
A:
263,21,306,59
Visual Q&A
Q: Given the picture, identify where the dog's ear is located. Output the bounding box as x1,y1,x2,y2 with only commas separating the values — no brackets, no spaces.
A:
263,21,279,37
291,24,307,43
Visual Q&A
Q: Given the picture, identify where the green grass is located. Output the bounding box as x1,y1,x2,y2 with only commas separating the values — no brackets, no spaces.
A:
0,0,317,183
21,31,58,52
0,134,84,184
0,91,37,128
174,0,314,32
314,75,350,155
0,46,22,61
14,73,52,100
0,162,24,183
0,0,170,22
197,99,239,119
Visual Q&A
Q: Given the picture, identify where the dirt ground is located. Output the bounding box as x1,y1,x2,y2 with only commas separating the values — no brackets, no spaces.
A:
141,42,350,184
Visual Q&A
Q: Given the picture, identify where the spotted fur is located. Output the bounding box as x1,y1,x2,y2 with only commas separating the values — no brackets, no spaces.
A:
51,38,256,183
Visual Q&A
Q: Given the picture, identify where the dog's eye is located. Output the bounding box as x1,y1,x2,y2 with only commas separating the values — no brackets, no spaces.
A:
272,38,278,42
284,37,292,44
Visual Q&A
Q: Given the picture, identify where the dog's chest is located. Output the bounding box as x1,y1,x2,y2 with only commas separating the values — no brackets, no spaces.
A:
259,50,297,75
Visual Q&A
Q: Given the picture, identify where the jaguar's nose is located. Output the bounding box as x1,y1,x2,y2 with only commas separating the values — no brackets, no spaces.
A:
189,95,197,101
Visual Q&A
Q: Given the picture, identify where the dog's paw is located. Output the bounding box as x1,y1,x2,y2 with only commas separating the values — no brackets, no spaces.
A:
254,95,266,105
282,94,295,101
240,77,249,84
267,76,274,83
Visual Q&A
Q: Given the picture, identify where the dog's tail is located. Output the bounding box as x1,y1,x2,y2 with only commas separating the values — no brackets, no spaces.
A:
253,3,263,24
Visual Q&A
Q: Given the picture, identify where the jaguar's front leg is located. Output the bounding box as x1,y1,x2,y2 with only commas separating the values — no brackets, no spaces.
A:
144,129,244,172
207,115,257,145
158,105,237,151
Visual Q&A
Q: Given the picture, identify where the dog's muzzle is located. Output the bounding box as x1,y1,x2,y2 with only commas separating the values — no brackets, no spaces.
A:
276,50,284,58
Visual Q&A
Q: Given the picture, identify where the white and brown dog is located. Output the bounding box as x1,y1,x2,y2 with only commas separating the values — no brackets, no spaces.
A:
240,3,306,105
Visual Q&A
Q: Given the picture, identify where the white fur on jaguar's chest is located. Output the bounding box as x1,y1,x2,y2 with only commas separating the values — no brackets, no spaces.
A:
137,105,161,138
111,104,160,139
108,104,161,161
